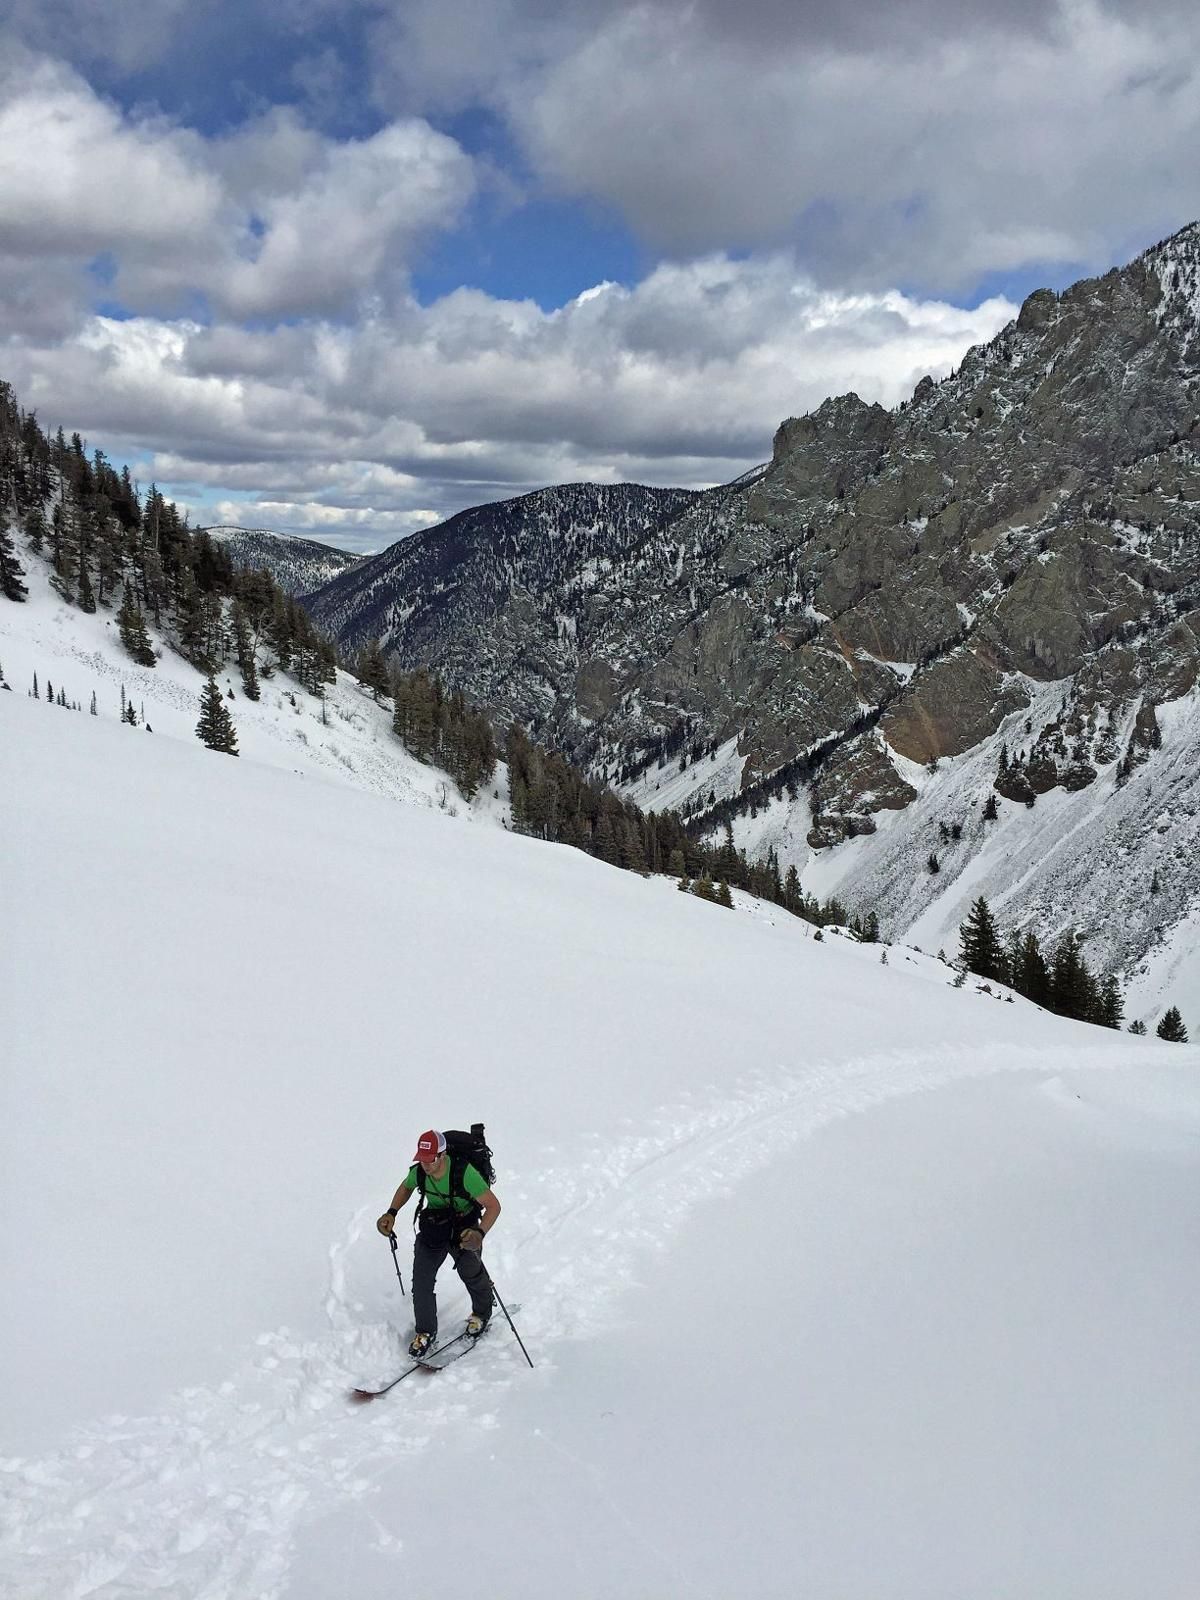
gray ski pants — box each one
[412,1221,494,1338]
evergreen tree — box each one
[240,645,260,702]
[1010,930,1051,1008]
[716,881,734,909]
[982,792,998,821]
[1156,1006,1188,1042]
[783,863,801,912]
[196,674,239,755]
[1098,974,1124,1030]
[1049,932,1098,1023]
[0,521,28,601]
[357,638,391,701]
[24,504,47,553]
[231,601,260,700]
[620,817,647,873]
[593,810,620,866]
[75,547,96,613]
[116,590,157,666]
[959,896,1004,982]
[1128,1019,1148,1035]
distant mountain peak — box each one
[301,229,1200,1003]
[200,525,362,596]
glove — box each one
[377,1210,397,1236]
[458,1227,483,1253]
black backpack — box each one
[414,1123,494,1222]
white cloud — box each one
[3,262,1015,549]
[215,119,475,319]
[0,54,476,323]
[366,0,1200,290]
[6,5,1194,550]
[504,1,1200,287]
[0,54,222,262]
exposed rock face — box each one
[808,737,917,848]
[305,223,1200,978]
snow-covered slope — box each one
[718,685,1200,1027]
[0,547,503,821]
[3,680,1198,1598]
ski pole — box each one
[389,1231,407,1297]
[488,1275,533,1368]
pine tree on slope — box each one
[196,675,239,755]
[117,591,157,666]
[959,896,1005,983]
[357,638,391,702]
[1156,1006,1188,1042]
[1050,931,1098,1023]
[0,522,28,601]
[1098,974,1124,1030]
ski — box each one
[350,1331,468,1402]
[417,1327,490,1372]
[416,1305,520,1372]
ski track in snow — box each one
[0,1040,1144,1597]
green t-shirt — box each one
[406,1159,488,1213]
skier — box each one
[377,1129,501,1359]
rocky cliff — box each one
[306,223,1200,1006]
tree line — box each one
[0,378,338,701]
[957,896,1187,1038]
[503,722,861,927]
[357,641,499,800]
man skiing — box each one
[377,1129,501,1359]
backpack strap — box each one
[411,1157,479,1229]
[412,1163,425,1230]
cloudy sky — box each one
[1,0,1198,552]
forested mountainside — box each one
[0,382,339,700]
[202,526,361,595]
[0,379,858,955]
[302,224,1200,1005]
[304,481,703,728]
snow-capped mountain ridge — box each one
[303,223,1200,1005]
[201,524,362,595]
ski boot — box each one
[465,1314,489,1339]
[408,1332,433,1359]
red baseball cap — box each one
[413,1129,447,1161]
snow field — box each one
[0,549,502,819]
[3,656,1200,1596]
